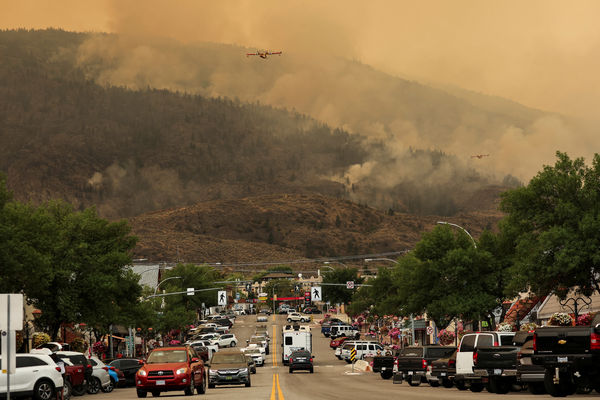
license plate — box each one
[557,356,568,363]
[440,372,446,376]
[156,380,165,385]
[408,371,413,375]
[494,369,502,375]
[381,367,387,371]
[225,376,233,380]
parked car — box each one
[303,307,322,314]
[288,350,314,373]
[207,350,251,388]
[55,351,93,396]
[187,340,219,358]
[0,353,64,400]
[108,358,143,387]
[395,346,457,386]
[190,345,210,362]
[514,331,546,394]
[373,354,396,379]
[136,346,205,397]
[532,313,600,397]
[339,341,383,362]
[321,319,345,337]
[454,331,515,392]
[249,335,269,355]
[257,315,269,323]
[87,356,113,394]
[38,349,86,398]
[329,325,360,339]
[330,336,350,349]
[429,350,457,388]
[472,343,520,393]
[278,304,292,314]
[215,333,238,348]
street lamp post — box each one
[323,261,349,269]
[153,276,184,297]
[437,221,477,249]
[364,258,399,264]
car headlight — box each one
[209,370,218,376]
[176,368,188,375]
[239,368,248,374]
[138,370,147,376]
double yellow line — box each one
[270,320,285,400]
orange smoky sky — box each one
[2,0,600,119]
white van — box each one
[282,325,312,365]
[330,325,360,339]
[340,341,384,362]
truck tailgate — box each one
[475,346,519,370]
[535,326,590,355]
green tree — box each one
[500,151,600,297]
[321,267,364,305]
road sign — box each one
[311,286,322,301]
[187,288,195,296]
[0,294,24,330]
[426,326,434,335]
[346,281,355,289]
[246,283,251,292]
[350,347,357,362]
[217,290,227,306]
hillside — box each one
[129,193,503,264]
[0,29,541,220]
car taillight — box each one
[448,359,455,368]
[421,359,427,369]
[494,341,499,346]
[310,358,313,362]
[289,357,293,364]
[533,333,537,352]
[591,332,600,350]
[110,367,116,371]
[473,352,478,366]
[87,364,92,369]
[102,367,109,371]
[56,367,62,372]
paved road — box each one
[99,314,599,399]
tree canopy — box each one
[500,151,600,297]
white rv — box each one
[281,325,312,365]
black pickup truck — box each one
[372,355,395,379]
[472,344,520,393]
[532,314,600,397]
[395,346,457,386]
[429,350,457,388]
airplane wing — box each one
[268,51,282,55]
[246,53,258,56]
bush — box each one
[70,337,87,353]
[32,332,51,348]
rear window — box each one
[460,335,476,352]
[500,334,515,346]
[401,347,422,357]
[285,337,293,345]
[426,347,456,358]
[58,354,87,366]
[477,334,494,347]
[211,353,246,364]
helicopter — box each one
[246,50,283,59]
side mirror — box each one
[191,357,199,363]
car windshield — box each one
[292,351,310,357]
[147,350,187,364]
[245,349,261,355]
[211,353,246,364]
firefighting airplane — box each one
[246,50,282,59]
[471,154,490,159]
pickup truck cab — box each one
[455,332,515,392]
[532,314,600,397]
[429,350,457,388]
[395,346,456,386]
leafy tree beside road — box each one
[500,151,600,297]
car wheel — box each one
[230,341,236,347]
[289,368,293,373]
[245,378,251,387]
[429,380,440,387]
[544,368,574,397]
[33,380,55,400]
[407,376,421,387]
[528,382,546,394]
[102,378,115,393]
[184,374,195,396]
[208,383,215,389]
[287,318,292,322]
[63,380,72,400]
[309,367,314,373]
[380,370,393,380]
[151,391,160,397]
[72,383,87,396]
[87,377,101,394]
[442,378,454,388]
[469,382,484,392]
[455,380,467,391]
[196,374,206,394]
[136,389,148,398]
[300,319,306,322]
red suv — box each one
[136,346,206,397]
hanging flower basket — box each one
[437,329,455,345]
[549,312,573,326]
[32,332,51,349]
[497,322,514,332]
[93,341,107,355]
[576,313,594,326]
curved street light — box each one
[154,276,183,296]
[364,258,399,265]
[437,221,477,249]
[323,261,349,269]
